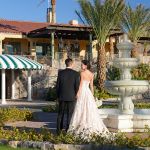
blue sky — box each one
[0,0,149,23]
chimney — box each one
[69,20,78,25]
[47,7,52,23]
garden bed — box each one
[42,102,150,113]
[0,127,149,149]
[0,107,33,125]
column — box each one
[109,36,114,59]
[1,69,6,104]
[89,33,93,60]
[0,40,3,54]
[51,32,55,66]
[29,40,36,57]
[11,70,15,99]
[27,70,32,101]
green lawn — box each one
[0,145,36,150]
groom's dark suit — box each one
[56,68,80,133]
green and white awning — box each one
[0,55,43,70]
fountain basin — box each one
[105,80,149,96]
[99,109,150,132]
[113,58,139,69]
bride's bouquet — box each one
[95,97,102,107]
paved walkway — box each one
[5,112,58,133]
[0,99,55,109]
[1,100,58,133]
[2,100,150,137]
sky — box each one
[0,0,149,23]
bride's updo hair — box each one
[81,60,91,70]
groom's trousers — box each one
[57,101,75,134]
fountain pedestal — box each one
[119,96,134,114]
[107,114,133,132]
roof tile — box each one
[0,19,90,34]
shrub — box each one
[99,103,150,109]
[134,103,150,109]
[46,86,57,101]
[106,66,120,81]
[43,102,150,113]
[42,104,58,113]
[0,127,150,148]
[0,107,33,125]
[94,87,117,99]
[131,64,150,80]
[46,80,57,101]
[106,63,150,81]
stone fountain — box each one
[102,40,150,132]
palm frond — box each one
[121,4,150,43]
[77,0,125,47]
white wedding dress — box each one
[68,80,108,137]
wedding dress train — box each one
[68,80,108,137]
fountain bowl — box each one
[105,80,149,96]
[117,41,134,51]
[113,58,139,69]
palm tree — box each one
[77,0,124,91]
[143,42,150,56]
[39,0,56,23]
[121,4,150,57]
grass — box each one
[0,144,36,150]
[43,102,150,113]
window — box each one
[36,43,51,56]
[3,42,21,55]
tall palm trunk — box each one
[97,45,106,91]
[51,0,56,23]
[143,47,148,56]
[131,42,138,58]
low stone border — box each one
[0,139,150,150]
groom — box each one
[56,58,80,134]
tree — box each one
[143,42,150,56]
[39,0,56,23]
[77,0,124,91]
[121,4,150,57]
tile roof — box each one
[0,19,90,34]
[0,19,49,34]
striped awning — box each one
[0,55,43,70]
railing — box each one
[16,53,150,70]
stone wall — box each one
[13,65,58,100]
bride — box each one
[68,60,108,137]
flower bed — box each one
[0,107,33,125]
[0,127,150,149]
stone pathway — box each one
[0,99,55,109]
[5,111,58,133]
[0,100,57,133]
